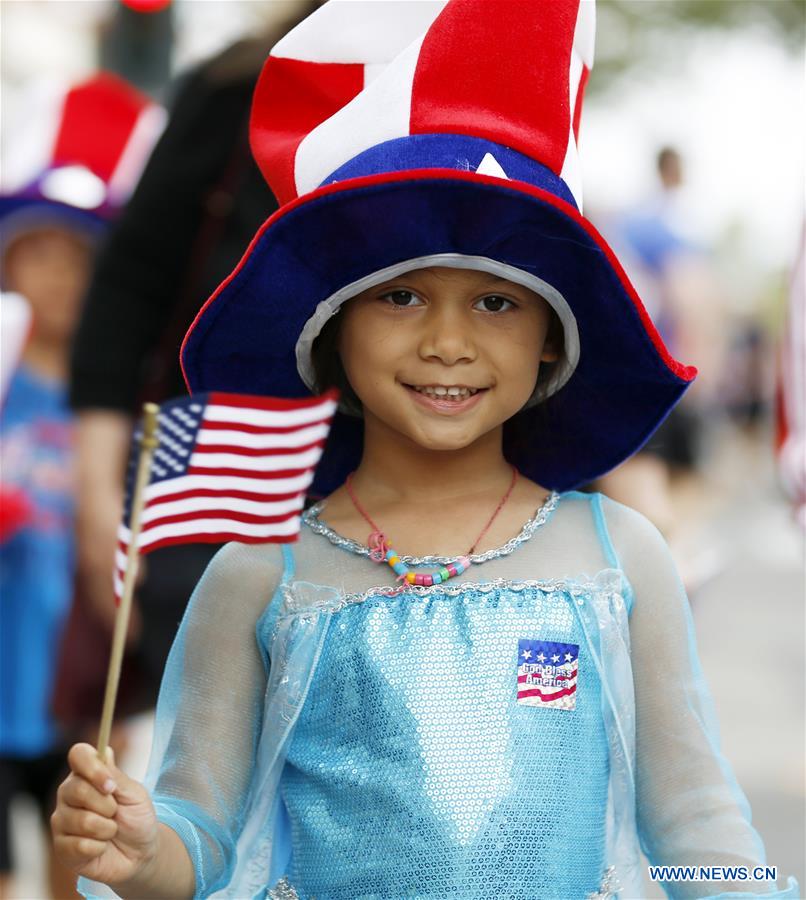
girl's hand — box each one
[51,743,159,886]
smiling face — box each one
[335,266,560,453]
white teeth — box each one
[411,385,479,400]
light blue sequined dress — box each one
[280,579,610,899]
[78,491,799,900]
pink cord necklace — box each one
[344,467,518,586]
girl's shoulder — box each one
[559,489,670,552]
[552,490,678,587]
[567,491,685,619]
[186,540,289,627]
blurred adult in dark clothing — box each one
[67,3,318,703]
[70,38,278,412]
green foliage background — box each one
[592,0,805,92]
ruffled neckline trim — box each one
[302,490,562,565]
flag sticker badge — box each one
[517,639,579,710]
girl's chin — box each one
[361,398,508,451]
[405,421,499,453]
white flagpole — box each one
[96,402,160,761]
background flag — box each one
[114,390,338,599]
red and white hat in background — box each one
[0,71,165,237]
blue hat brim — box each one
[181,170,696,493]
[0,195,107,241]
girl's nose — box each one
[417,306,477,365]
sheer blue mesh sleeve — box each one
[604,498,799,899]
[73,541,284,900]
[144,542,284,895]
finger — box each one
[53,833,107,869]
[58,773,118,818]
[102,749,148,807]
[67,743,118,795]
[52,806,118,842]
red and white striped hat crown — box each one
[252,0,594,210]
[1,72,165,217]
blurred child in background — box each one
[0,73,161,899]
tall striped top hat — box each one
[182,0,696,494]
[0,72,164,236]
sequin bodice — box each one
[280,580,610,899]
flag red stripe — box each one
[199,415,333,435]
[117,522,298,562]
[517,684,577,701]
[123,530,298,556]
[192,439,325,457]
[186,465,312,479]
[117,510,300,560]
[208,389,338,411]
[145,488,302,507]
[140,509,299,532]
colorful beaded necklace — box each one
[344,467,518,586]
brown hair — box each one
[311,307,362,414]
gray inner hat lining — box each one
[294,253,580,405]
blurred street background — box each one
[1,1,804,897]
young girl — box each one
[52,2,798,898]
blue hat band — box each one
[320,133,578,210]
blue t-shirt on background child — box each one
[0,365,74,757]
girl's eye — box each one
[380,290,423,308]
[474,295,514,313]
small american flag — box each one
[114,390,338,599]
[516,639,579,710]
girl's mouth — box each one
[403,383,488,413]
